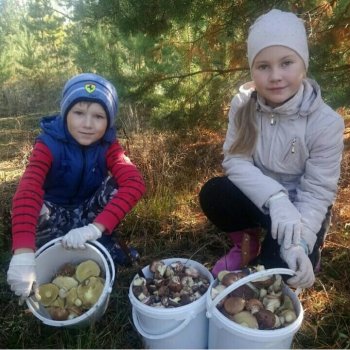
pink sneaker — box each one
[212,229,260,278]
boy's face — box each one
[66,102,108,146]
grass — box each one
[0,113,349,349]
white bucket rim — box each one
[206,268,304,336]
[26,237,115,327]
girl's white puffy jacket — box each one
[223,78,344,235]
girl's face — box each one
[251,46,306,108]
[66,102,108,146]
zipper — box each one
[270,113,276,125]
[291,137,296,154]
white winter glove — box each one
[280,245,315,288]
[300,225,317,255]
[7,253,36,297]
[62,223,102,249]
[268,193,302,249]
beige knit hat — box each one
[247,9,309,70]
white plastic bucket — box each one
[129,258,214,349]
[26,237,115,328]
[206,268,304,349]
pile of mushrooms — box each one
[132,260,210,307]
[38,260,105,320]
[211,265,297,330]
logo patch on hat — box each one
[85,83,96,93]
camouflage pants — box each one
[36,176,117,248]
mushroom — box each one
[221,272,246,287]
[65,287,83,307]
[50,296,65,308]
[211,284,226,300]
[170,261,185,273]
[181,276,194,288]
[217,270,230,282]
[232,311,259,329]
[278,294,294,312]
[38,283,59,307]
[223,297,245,315]
[46,307,69,321]
[230,285,257,300]
[279,309,297,325]
[133,275,146,287]
[268,274,282,293]
[77,276,104,308]
[67,305,83,319]
[75,260,101,282]
[263,295,281,313]
[245,298,264,314]
[168,276,182,293]
[150,260,168,279]
[56,263,76,277]
[255,309,276,329]
[52,276,78,294]
[185,267,200,278]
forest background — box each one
[0,0,349,348]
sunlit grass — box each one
[0,112,349,348]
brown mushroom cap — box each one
[230,285,257,300]
[56,263,76,277]
[46,307,70,321]
[255,309,276,329]
[245,298,264,314]
[251,275,275,289]
[221,272,245,286]
[224,297,245,315]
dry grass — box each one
[0,114,349,348]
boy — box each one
[7,73,146,298]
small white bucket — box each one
[206,268,304,349]
[26,237,115,328]
[129,258,214,349]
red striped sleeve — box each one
[94,141,146,232]
[12,142,53,251]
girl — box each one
[199,9,344,288]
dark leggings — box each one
[199,176,331,270]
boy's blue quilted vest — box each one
[36,115,115,206]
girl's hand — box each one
[280,245,315,288]
[268,194,302,249]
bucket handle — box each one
[132,308,194,340]
[206,268,295,318]
[35,237,115,291]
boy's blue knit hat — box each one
[60,73,118,127]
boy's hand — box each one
[280,245,315,288]
[268,195,301,249]
[62,223,102,249]
[7,252,36,297]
